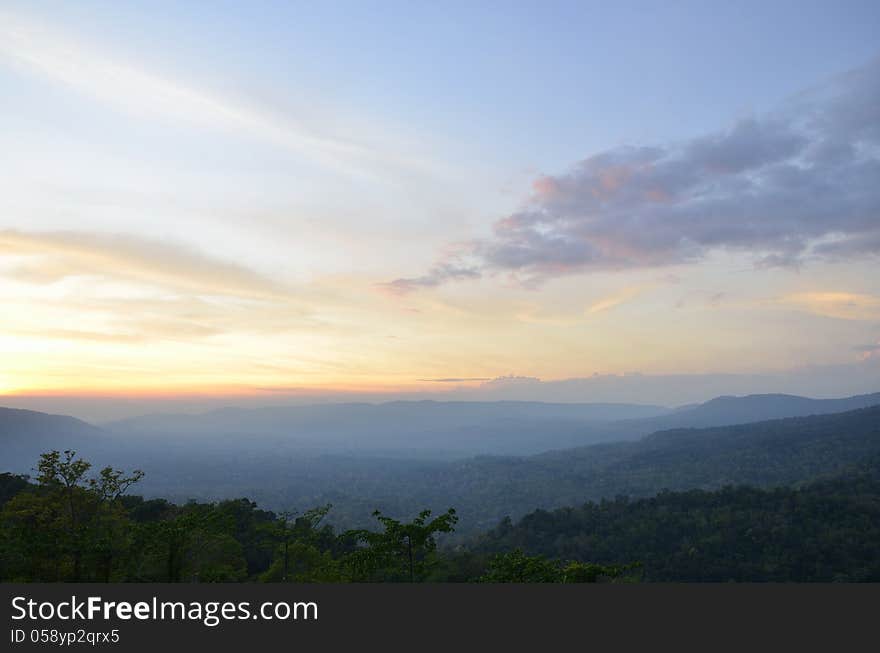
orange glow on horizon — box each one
[0,380,490,400]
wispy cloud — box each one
[0,229,287,300]
[378,263,481,295]
[417,377,492,383]
[776,291,880,321]
[0,229,336,346]
[586,286,644,315]
[389,57,880,290]
[0,11,425,179]
[6,322,222,344]
[855,341,880,360]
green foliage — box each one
[136,502,247,582]
[216,498,277,576]
[8,448,878,582]
[2,452,474,582]
[258,505,347,582]
[342,508,458,581]
[0,473,30,509]
[475,462,880,581]
[480,550,561,582]
[479,549,636,582]
[1,450,143,581]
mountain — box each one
[98,392,880,458]
[537,403,880,488]
[101,400,672,457]
[656,391,880,427]
[582,391,880,443]
[0,407,106,473]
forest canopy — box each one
[0,450,626,583]
[2,449,878,582]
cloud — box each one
[586,286,644,315]
[253,386,312,393]
[0,11,424,179]
[708,292,726,307]
[0,229,336,344]
[0,229,287,299]
[417,377,492,383]
[477,375,542,388]
[776,291,880,321]
[389,57,880,290]
[7,322,223,344]
[453,364,880,405]
[855,342,880,360]
[378,263,481,295]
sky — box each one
[1,0,879,416]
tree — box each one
[259,504,341,582]
[343,508,458,582]
[479,549,636,583]
[140,503,246,582]
[215,498,277,578]
[36,450,92,581]
[1,451,143,581]
[263,510,297,581]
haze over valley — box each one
[4,391,879,535]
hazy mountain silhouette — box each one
[587,391,880,441]
[103,393,880,450]
[104,400,670,433]
[656,392,880,427]
[101,400,672,457]
[0,407,106,473]
[4,392,880,472]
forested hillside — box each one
[474,458,880,581]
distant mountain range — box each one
[100,392,880,450]
[99,400,670,457]
[2,392,880,472]
[3,392,880,535]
